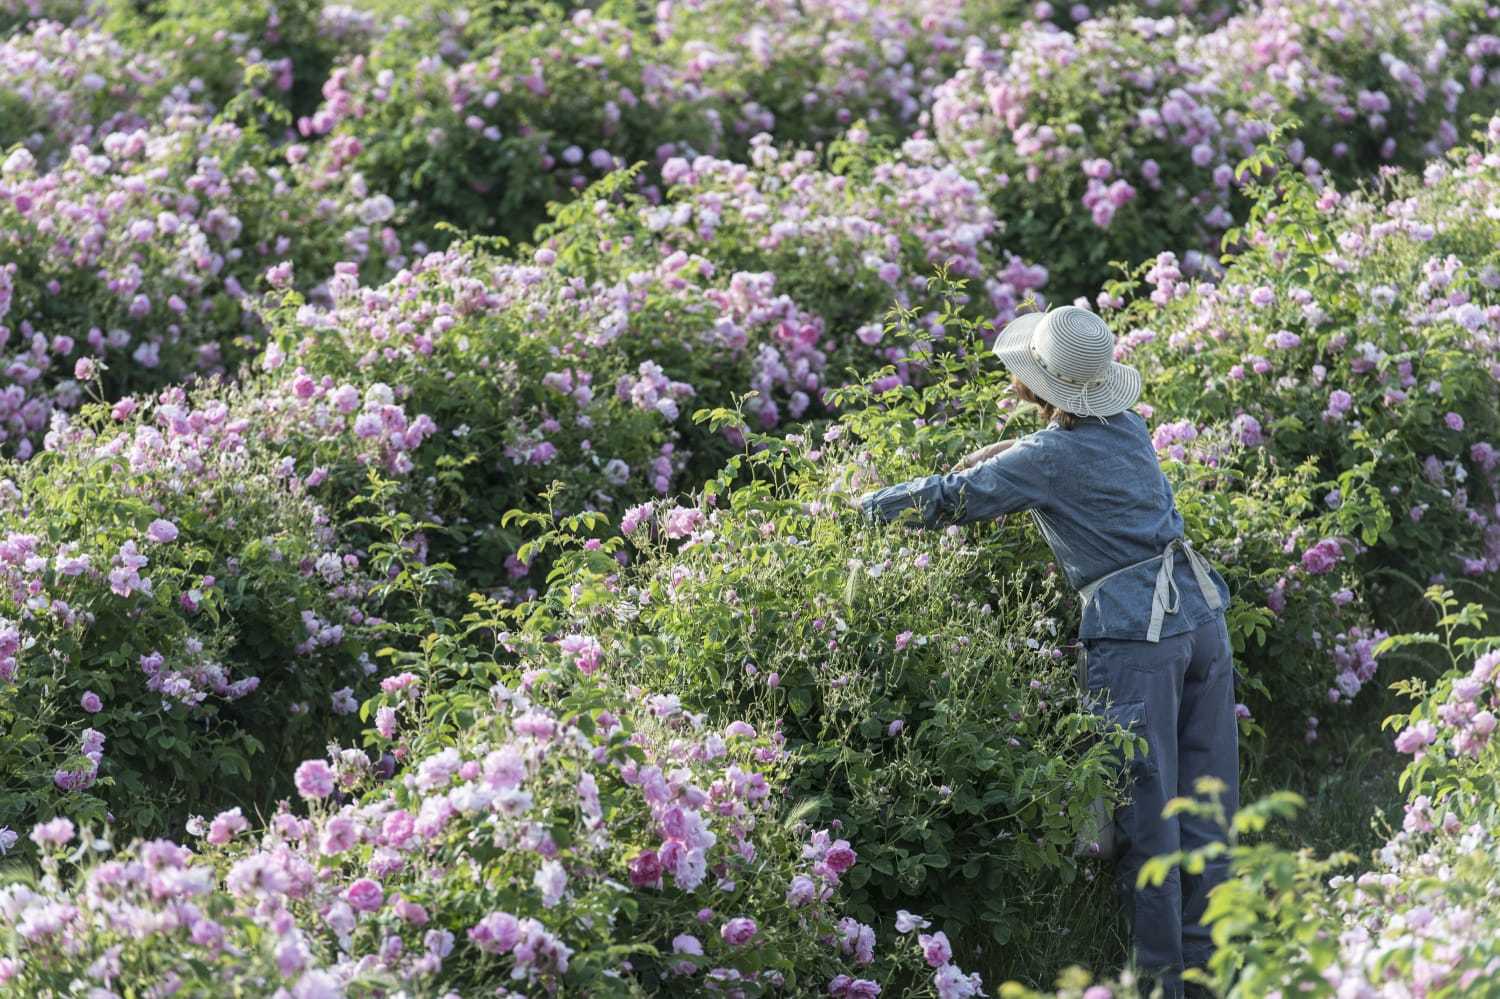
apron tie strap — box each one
[1147,542,1181,644]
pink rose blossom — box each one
[30,817,75,848]
[919,930,952,967]
[294,759,336,799]
[146,519,179,544]
[720,917,758,946]
[207,807,248,845]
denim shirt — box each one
[858,409,1230,641]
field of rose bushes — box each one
[0,0,1498,995]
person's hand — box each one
[949,439,1014,474]
[827,468,874,515]
[837,490,866,512]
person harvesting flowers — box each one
[857,305,1237,999]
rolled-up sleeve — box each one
[858,436,1052,527]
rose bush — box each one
[248,128,1041,596]
[251,241,717,599]
[293,4,735,248]
[99,0,382,122]
[929,0,1500,301]
[0,382,377,845]
[289,0,1251,249]
[0,0,95,32]
[536,127,1048,407]
[0,618,988,997]
[0,20,184,163]
[0,91,400,458]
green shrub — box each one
[492,318,1152,985]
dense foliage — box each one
[507,400,1130,973]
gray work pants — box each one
[1083,614,1239,997]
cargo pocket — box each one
[1074,700,1149,862]
[1096,698,1155,862]
[1104,698,1155,780]
[1074,638,1156,860]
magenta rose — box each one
[628,850,663,887]
[344,878,384,913]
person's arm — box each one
[949,438,1016,474]
[858,436,1051,527]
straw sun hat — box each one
[991,305,1142,419]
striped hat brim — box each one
[992,311,1142,419]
